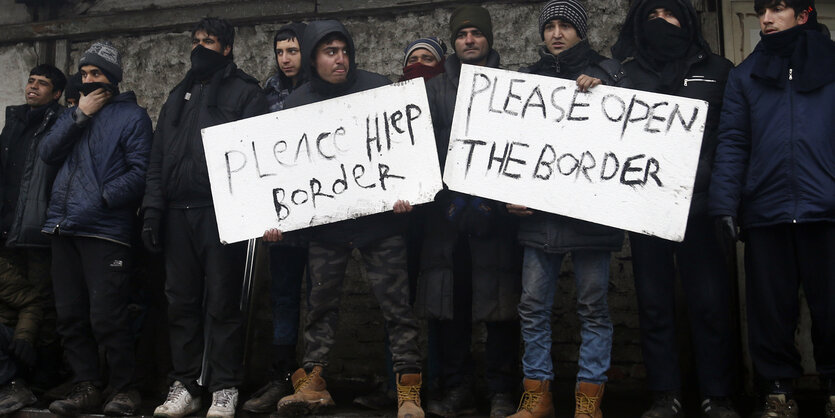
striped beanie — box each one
[539,0,588,40]
[403,37,447,67]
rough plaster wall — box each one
[0,43,39,131]
[0,0,33,26]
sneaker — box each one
[0,380,37,414]
[641,392,682,418]
[207,387,238,418]
[104,390,141,416]
[49,381,103,416]
[276,366,335,416]
[243,378,292,413]
[826,395,834,418]
[701,397,740,418]
[426,384,476,417]
[489,392,516,417]
[761,394,798,418]
[154,381,202,418]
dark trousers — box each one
[51,235,134,391]
[268,244,307,375]
[0,323,16,384]
[744,222,835,381]
[629,212,737,397]
[164,207,246,392]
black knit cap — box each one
[78,41,123,83]
[539,0,589,40]
[449,5,493,48]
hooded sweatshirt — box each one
[282,20,401,247]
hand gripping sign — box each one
[202,78,443,244]
[442,65,708,242]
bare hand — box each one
[393,200,413,213]
[576,75,602,92]
[78,88,111,116]
[263,228,284,242]
[506,203,533,217]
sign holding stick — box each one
[443,65,708,242]
[202,78,443,244]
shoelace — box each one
[213,390,234,408]
[165,384,187,403]
[396,381,421,406]
[517,389,543,412]
[294,369,320,393]
[575,391,599,415]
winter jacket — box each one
[514,41,627,253]
[41,92,153,246]
[283,20,404,248]
[708,31,835,228]
[265,22,307,112]
[142,62,268,212]
[613,0,733,217]
[414,49,522,322]
[0,102,61,247]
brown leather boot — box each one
[574,382,604,418]
[396,373,424,418]
[508,379,554,418]
[276,366,335,416]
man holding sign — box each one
[505,2,629,417]
[267,20,424,418]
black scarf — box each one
[310,67,358,98]
[641,18,695,92]
[79,82,120,96]
[753,24,835,92]
[169,46,232,126]
[529,39,601,79]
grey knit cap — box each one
[78,41,123,83]
[539,0,588,40]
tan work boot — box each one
[396,373,424,418]
[574,382,604,418]
[276,366,335,416]
[508,379,554,418]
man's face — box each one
[192,30,231,56]
[543,19,581,56]
[25,74,60,107]
[406,48,439,67]
[314,38,350,84]
[759,1,809,34]
[80,65,110,84]
[275,38,302,78]
[647,7,681,27]
[454,27,489,65]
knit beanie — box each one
[78,41,123,83]
[449,5,493,48]
[539,0,588,40]
[403,37,447,67]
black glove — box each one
[9,338,36,369]
[142,208,163,254]
[714,215,739,258]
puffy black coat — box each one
[708,33,835,227]
[142,62,267,212]
[1,102,61,247]
[283,20,403,247]
[41,92,153,246]
[515,41,627,253]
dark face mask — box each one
[642,18,691,62]
[190,45,229,79]
[79,82,119,96]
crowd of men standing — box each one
[0,0,832,418]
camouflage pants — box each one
[304,235,421,373]
[0,247,57,345]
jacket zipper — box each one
[683,78,717,87]
[788,68,797,223]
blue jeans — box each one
[518,246,613,383]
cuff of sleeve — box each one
[73,106,91,126]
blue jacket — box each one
[708,39,835,228]
[40,92,153,246]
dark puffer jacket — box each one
[612,0,733,216]
[41,92,153,246]
[142,62,267,212]
[283,20,403,247]
[515,40,627,253]
[1,102,61,247]
[708,30,835,227]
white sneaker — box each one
[207,387,238,418]
[154,381,201,418]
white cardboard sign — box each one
[202,78,443,244]
[442,65,708,242]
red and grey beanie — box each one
[539,0,588,40]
